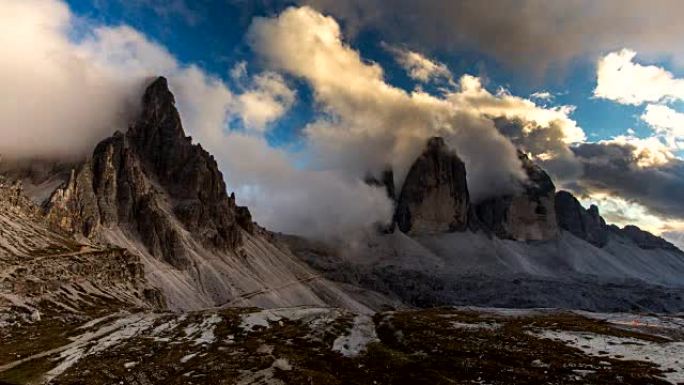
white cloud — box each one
[530,91,554,101]
[233,71,296,131]
[595,49,684,105]
[0,0,142,159]
[603,135,675,168]
[451,76,585,144]
[641,104,684,150]
[247,6,587,200]
[383,44,453,84]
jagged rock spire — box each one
[395,137,469,234]
[46,76,253,268]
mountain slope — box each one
[0,176,161,320]
[290,137,684,312]
[37,77,378,313]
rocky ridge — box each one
[33,77,378,313]
[383,136,676,251]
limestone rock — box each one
[475,152,559,241]
[610,224,680,251]
[45,77,254,268]
[395,137,469,234]
[554,190,608,247]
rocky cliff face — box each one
[555,190,680,251]
[395,137,469,234]
[475,152,559,241]
[38,77,376,312]
[555,190,609,247]
[45,77,252,268]
[610,224,680,251]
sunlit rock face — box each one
[395,137,470,234]
[475,152,559,241]
[555,190,609,247]
[45,77,253,268]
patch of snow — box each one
[182,313,222,346]
[180,353,198,364]
[533,329,684,384]
[239,307,337,332]
[332,315,378,357]
[272,358,292,371]
[44,313,158,382]
[450,321,500,331]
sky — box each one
[4,0,684,244]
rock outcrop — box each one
[46,77,252,268]
[475,152,559,241]
[610,224,680,251]
[555,190,680,251]
[395,137,469,234]
[37,76,376,312]
[555,190,609,247]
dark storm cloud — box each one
[572,141,684,219]
[302,0,684,76]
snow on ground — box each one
[449,321,501,331]
[183,312,222,345]
[533,329,684,384]
[45,313,159,382]
[574,311,684,332]
[239,307,339,332]
[332,315,378,357]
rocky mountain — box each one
[555,190,609,247]
[291,136,684,313]
[3,77,381,313]
[2,78,684,384]
[474,151,559,241]
[394,137,469,234]
[0,176,162,319]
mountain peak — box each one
[47,76,251,268]
[395,137,469,234]
[426,136,447,150]
[144,76,174,105]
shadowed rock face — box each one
[555,190,609,247]
[46,77,253,268]
[475,152,559,241]
[555,190,680,251]
[610,224,680,251]
[395,137,469,234]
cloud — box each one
[232,70,296,131]
[382,43,453,84]
[301,0,684,76]
[530,91,554,102]
[641,104,684,150]
[211,132,394,239]
[571,138,684,219]
[0,0,141,159]
[247,6,591,200]
[595,49,684,105]
[579,192,684,236]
